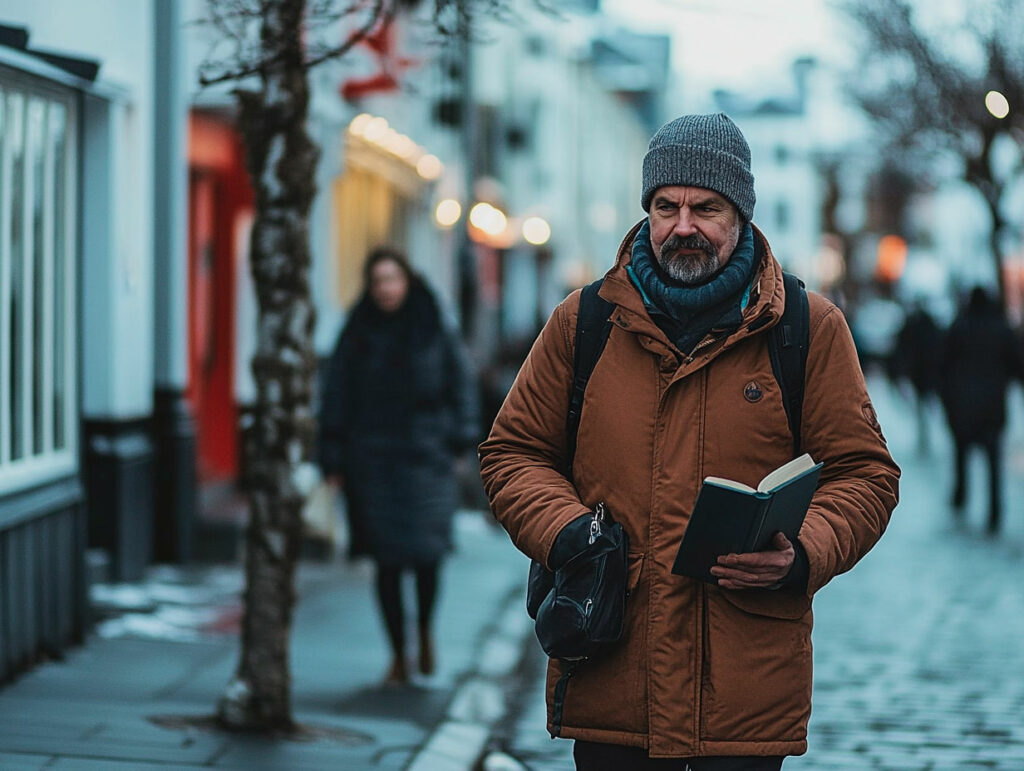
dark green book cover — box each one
[671,455,823,583]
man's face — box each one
[648,186,743,285]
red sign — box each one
[340,19,418,101]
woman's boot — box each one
[418,625,435,676]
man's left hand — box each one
[710,532,794,589]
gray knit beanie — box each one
[641,113,755,221]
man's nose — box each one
[672,209,698,236]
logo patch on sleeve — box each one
[862,401,886,443]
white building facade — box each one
[0,0,181,682]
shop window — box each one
[776,200,790,231]
[0,77,77,490]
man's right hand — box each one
[548,512,596,569]
[326,474,344,490]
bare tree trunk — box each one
[217,0,319,732]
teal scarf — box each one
[627,220,756,354]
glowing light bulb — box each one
[348,113,373,135]
[416,154,443,180]
[522,216,551,245]
[985,90,1010,119]
[435,199,462,228]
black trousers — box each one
[573,741,784,771]
[375,562,439,657]
[951,433,1003,532]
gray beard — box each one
[658,236,721,285]
[661,253,721,284]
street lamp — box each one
[985,90,1010,119]
[435,198,462,228]
[522,216,551,246]
[416,154,443,180]
[468,202,507,237]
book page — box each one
[703,476,756,494]
[757,453,817,493]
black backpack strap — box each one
[565,279,615,476]
[768,272,810,457]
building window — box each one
[776,200,790,231]
[0,75,77,491]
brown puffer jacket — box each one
[479,222,900,758]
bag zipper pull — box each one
[589,502,606,544]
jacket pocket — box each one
[701,590,812,742]
[719,586,811,620]
[545,549,649,735]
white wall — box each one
[1,0,157,419]
[476,9,650,314]
[738,113,822,281]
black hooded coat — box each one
[319,282,480,565]
[939,289,1023,443]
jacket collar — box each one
[599,218,787,359]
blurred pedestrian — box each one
[939,286,1023,534]
[850,288,904,376]
[890,299,942,455]
[319,246,480,684]
[480,113,899,770]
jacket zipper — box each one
[694,369,709,748]
[684,336,717,364]
[683,301,775,365]
[696,582,707,745]
[584,503,606,637]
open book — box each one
[671,454,823,584]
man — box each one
[939,286,1023,534]
[890,298,942,455]
[479,113,900,770]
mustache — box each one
[660,233,717,260]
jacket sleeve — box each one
[798,299,901,595]
[478,293,592,567]
[318,329,351,476]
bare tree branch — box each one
[196,0,269,87]
[301,0,389,70]
[199,60,268,86]
[303,0,365,30]
[840,0,1024,302]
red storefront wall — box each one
[187,112,253,481]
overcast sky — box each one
[600,0,849,110]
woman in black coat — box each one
[939,286,1024,534]
[319,246,480,683]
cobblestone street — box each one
[499,375,1024,770]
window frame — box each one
[0,69,78,494]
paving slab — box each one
[0,752,51,770]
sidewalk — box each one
[0,511,535,770]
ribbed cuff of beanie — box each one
[641,144,755,221]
